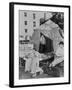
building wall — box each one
[19,10,52,40]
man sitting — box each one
[49,41,64,67]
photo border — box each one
[9,2,70,88]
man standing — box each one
[39,33,54,54]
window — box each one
[33,13,36,19]
[24,12,27,17]
[25,29,27,33]
[24,21,27,25]
[40,18,45,25]
[33,21,36,27]
[34,29,36,31]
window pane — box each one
[33,21,36,27]
[24,12,27,17]
[25,29,27,33]
[33,13,36,19]
[24,21,27,25]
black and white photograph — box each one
[19,10,64,79]
[9,2,70,87]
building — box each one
[19,10,52,40]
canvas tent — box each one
[31,20,63,52]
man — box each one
[25,49,43,78]
[49,41,64,67]
[39,33,54,54]
[30,50,43,77]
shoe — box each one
[40,70,43,75]
[32,73,37,78]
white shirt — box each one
[56,46,64,57]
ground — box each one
[19,62,64,79]
[19,67,49,79]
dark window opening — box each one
[24,21,27,25]
[33,21,36,27]
[34,29,36,31]
[25,29,27,33]
[24,12,27,17]
[33,13,36,19]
